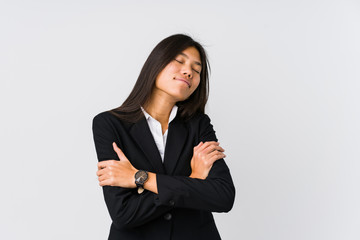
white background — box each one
[1,0,359,239]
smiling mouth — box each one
[175,78,191,88]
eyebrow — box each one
[179,53,202,67]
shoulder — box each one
[93,109,135,123]
[92,111,116,127]
[92,111,115,135]
[181,112,217,141]
[92,110,133,132]
[185,112,213,127]
[93,110,114,123]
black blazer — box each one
[92,110,235,240]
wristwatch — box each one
[134,170,148,194]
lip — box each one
[175,78,191,88]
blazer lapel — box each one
[129,117,165,174]
[163,116,188,175]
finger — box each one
[197,141,218,152]
[196,150,218,167]
[208,152,226,165]
[209,145,225,153]
[201,143,223,154]
[194,141,203,151]
[98,174,108,182]
[112,142,127,161]
[98,161,109,169]
[215,145,225,152]
[207,149,220,159]
[99,179,111,187]
[98,160,118,170]
[96,168,106,176]
[208,150,225,159]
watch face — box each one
[135,170,148,184]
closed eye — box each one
[175,59,200,74]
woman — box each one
[92,34,235,240]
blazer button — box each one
[164,213,172,221]
[169,200,175,206]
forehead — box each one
[178,47,202,66]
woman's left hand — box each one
[96,142,138,188]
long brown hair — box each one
[110,34,210,122]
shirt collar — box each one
[141,105,178,123]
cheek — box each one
[155,77,168,91]
[164,62,179,73]
[156,64,178,83]
[155,70,170,87]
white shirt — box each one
[140,105,178,162]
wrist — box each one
[189,172,205,179]
[143,172,158,194]
[131,168,138,188]
[134,169,148,193]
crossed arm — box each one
[96,141,226,194]
[92,113,235,228]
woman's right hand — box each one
[189,141,226,180]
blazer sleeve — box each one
[155,114,236,212]
[92,113,173,229]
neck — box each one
[144,91,176,124]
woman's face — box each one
[153,46,202,102]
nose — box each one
[181,65,192,79]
